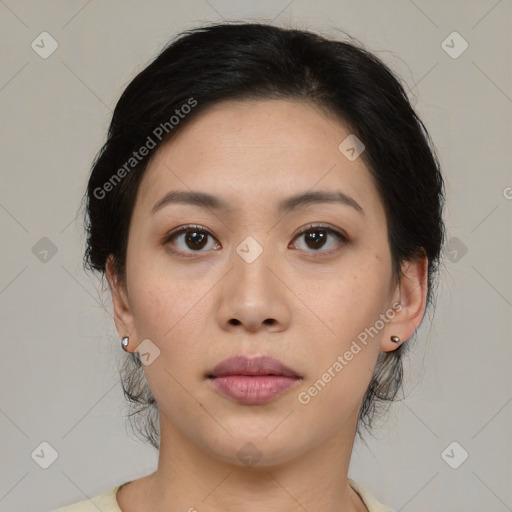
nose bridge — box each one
[229,207,274,272]
[233,233,278,300]
[216,232,291,332]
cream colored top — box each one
[54,478,396,511]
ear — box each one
[106,254,136,352]
[381,252,429,353]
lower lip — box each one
[209,375,301,405]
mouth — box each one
[207,355,302,405]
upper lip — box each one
[208,355,302,379]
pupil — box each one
[187,231,207,250]
[307,230,326,249]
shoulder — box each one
[348,478,397,512]
[53,483,128,512]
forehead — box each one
[136,99,383,220]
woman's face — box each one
[109,99,408,466]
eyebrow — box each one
[151,189,364,216]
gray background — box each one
[1,1,511,511]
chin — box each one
[201,429,308,469]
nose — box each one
[215,242,292,334]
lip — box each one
[208,355,301,379]
[207,355,302,405]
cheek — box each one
[303,254,392,341]
[295,254,392,402]
[126,266,208,404]
[126,251,188,342]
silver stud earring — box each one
[121,336,130,351]
[390,335,401,343]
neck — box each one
[134,410,367,512]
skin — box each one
[107,99,428,512]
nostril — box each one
[229,319,241,325]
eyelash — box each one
[162,223,350,257]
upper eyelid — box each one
[295,223,348,239]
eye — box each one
[163,225,220,254]
[163,223,349,257]
[290,224,349,253]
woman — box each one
[56,21,445,512]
